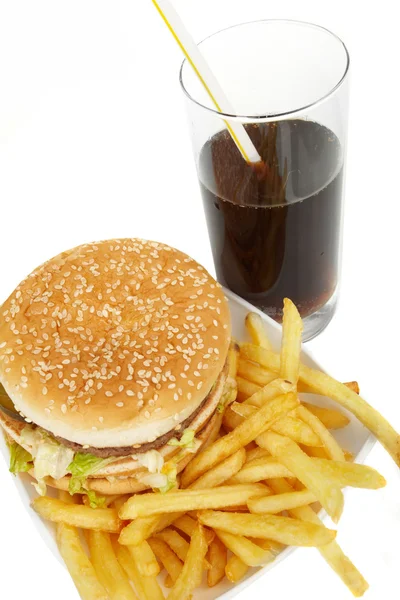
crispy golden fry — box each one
[229,456,293,483]
[116,544,165,600]
[167,524,208,600]
[225,555,249,583]
[215,529,276,567]
[250,538,285,555]
[312,458,386,489]
[112,495,132,512]
[280,298,303,384]
[32,497,122,532]
[120,485,268,518]
[125,540,160,577]
[56,523,108,600]
[207,537,227,587]
[248,489,316,514]
[245,447,270,463]
[269,478,368,597]
[199,510,336,547]
[236,376,262,401]
[301,402,350,429]
[257,431,344,522]
[241,343,400,467]
[299,381,360,395]
[156,528,190,562]
[172,514,215,546]
[88,530,138,600]
[119,512,181,546]
[245,312,274,350]
[189,448,246,490]
[229,403,321,446]
[228,341,240,380]
[180,384,298,488]
[237,358,277,387]
[303,445,329,459]
[296,405,345,461]
[148,538,183,584]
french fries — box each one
[248,489,316,514]
[245,312,274,350]
[241,342,400,467]
[148,538,183,584]
[269,478,368,597]
[215,529,276,567]
[257,431,344,522]
[207,537,227,587]
[125,539,160,577]
[280,298,303,384]
[237,358,277,388]
[156,528,190,562]
[296,404,345,461]
[32,497,122,532]
[87,530,137,600]
[189,448,246,489]
[301,402,350,429]
[166,524,208,600]
[180,384,298,488]
[236,376,262,401]
[56,523,108,600]
[172,514,215,545]
[199,510,336,547]
[229,403,321,446]
[120,484,269,518]
[225,555,249,583]
[116,544,165,600]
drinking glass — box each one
[180,20,350,341]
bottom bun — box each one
[30,410,221,495]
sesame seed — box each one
[116,402,124,407]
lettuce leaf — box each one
[159,463,177,494]
[8,442,33,475]
[68,452,115,496]
[168,429,195,449]
[85,489,107,509]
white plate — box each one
[0,287,375,599]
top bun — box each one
[0,239,231,447]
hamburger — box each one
[0,239,233,504]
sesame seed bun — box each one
[0,239,231,448]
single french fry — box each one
[172,514,215,546]
[199,510,336,547]
[296,404,345,461]
[269,478,368,597]
[237,376,262,401]
[112,495,132,513]
[250,538,285,555]
[245,447,270,463]
[215,529,276,567]
[230,403,321,446]
[228,341,240,380]
[303,445,329,459]
[32,497,122,532]
[280,298,303,384]
[257,431,344,523]
[167,524,208,600]
[119,512,182,546]
[125,540,160,577]
[299,381,360,395]
[148,538,183,584]
[301,402,350,430]
[56,523,108,600]
[117,544,164,600]
[156,528,190,562]
[207,537,227,587]
[87,530,138,600]
[311,458,386,489]
[248,489,316,514]
[120,485,268,519]
[245,312,274,350]
[241,343,400,467]
[188,448,246,490]
[180,383,298,488]
[229,456,293,484]
[237,358,277,387]
[225,555,249,583]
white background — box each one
[0,1,399,599]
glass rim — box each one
[179,18,350,121]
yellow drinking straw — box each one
[152,0,262,165]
